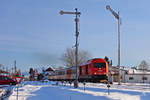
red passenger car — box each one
[0,75,17,85]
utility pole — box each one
[60,8,81,88]
[6,67,8,73]
[75,8,79,88]
[106,5,121,85]
[14,60,17,75]
[118,11,121,85]
[0,64,2,75]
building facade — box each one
[125,69,150,83]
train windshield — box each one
[94,63,106,68]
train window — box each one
[63,71,65,75]
[58,71,62,75]
[94,63,106,68]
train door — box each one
[88,64,91,75]
[86,65,88,75]
[79,66,82,76]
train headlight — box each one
[94,72,96,75]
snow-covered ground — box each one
[6,81,150,100]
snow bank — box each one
[7,85,42,100]
[70,88,140,100]
[7,81,150,100]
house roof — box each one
[0,70,8,74]
[45,67,54,72]
[128,69,150,74]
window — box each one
[67,70,71,74]
[142,77,147,80]
[94,63,106,68]
[72,70,76,74]
[129,77,134,80]
[62,71,65,75]
[58,71,62,75]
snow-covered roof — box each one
[128,69,150,74]
[111,66,127,71]
[80,58,105,66]
[45,67,54,72]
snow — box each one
[6,81,150,100]
[128,69,150,74]
[69,88,140,100]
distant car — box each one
[0,75,17,85]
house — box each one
[44,67,54,80]
[109,66,128,83]
[125,68,150,83]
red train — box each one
[49,58,108,82]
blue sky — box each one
[0,0,150,71]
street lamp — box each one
[106,5,121,85]
[60,8,81,88]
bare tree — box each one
[138,60,149,71]
[29,68,34,81]
[61,48,91,67]
[138,60,149,83]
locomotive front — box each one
[91,58,108,82]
